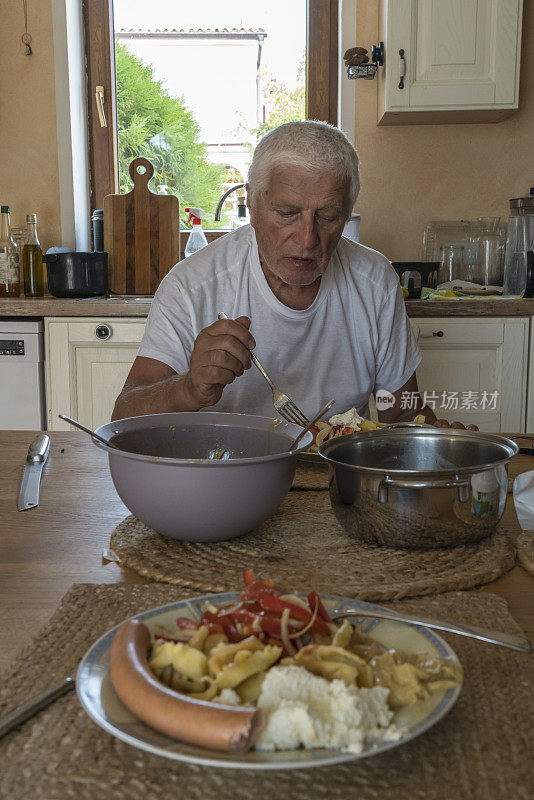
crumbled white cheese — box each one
[211,688,242,706]
[328,407,364,430]
[254,666,400,753]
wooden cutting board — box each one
[104,157,180,294]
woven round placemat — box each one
[1,584,532,800]
[517,531,534,576]
[292,460,329,490]
[110,491,516,601]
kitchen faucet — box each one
[214,183,246,221]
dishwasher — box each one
[0,319,46,429]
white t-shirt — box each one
[138,225,421,419]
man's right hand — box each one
[185,316,256,409]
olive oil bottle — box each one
[23,213,44,297]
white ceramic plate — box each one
[76,592,462,770]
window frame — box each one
[83,0,339,215]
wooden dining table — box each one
[1,429,533,674]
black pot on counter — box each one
[45,252,108,298]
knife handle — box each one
[0,677,74,739]
[27,434,50,463]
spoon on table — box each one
[58,414,120,450]
[289,399,335,451]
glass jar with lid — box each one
[503,191,534,297]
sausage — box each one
[109,619,264,752]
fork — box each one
[333,608,533,653]
[218,313,309,426]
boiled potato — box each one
[149,640,208,680]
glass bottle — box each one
[0,206,21,296]
[23,213,44,297]
[10,227,27,296]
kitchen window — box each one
[83,0,341,229]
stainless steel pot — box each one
[319,428,518,549]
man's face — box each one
[248,165,351,287]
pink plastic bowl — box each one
[94,412,313,543]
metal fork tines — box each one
[249,351,309,426]
[218,313,309,426]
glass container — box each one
[473,217,503,285]
[438,244,465,284]
[10,227,27,296]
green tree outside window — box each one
[115,42,227,227]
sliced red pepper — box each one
[261,595,331,636]
[199,609,228,634]
[218,616,242,643]
[238,579,280,603]
[242,568,255,585]
[206,622,225,635]
[254,612,284,636]
[175,616,200,630]
[228,608,260,625]
[307,591,333,624]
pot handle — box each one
[377,474,471,504]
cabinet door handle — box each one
[419,330,444,339]
[95,324,112,341]
[95,85,107,128]
[398,49,406,89]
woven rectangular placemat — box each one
[0,584,532,800]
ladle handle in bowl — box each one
[58,414,119,450]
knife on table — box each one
[17,434,50,511]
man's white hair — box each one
[247,120,359,210]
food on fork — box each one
[109,571,462,753]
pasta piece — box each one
[203,633,228,655]
[208,636,265,676]
[331,620,352,649]
[215,646,282,690]
[235,671,267,704]
[189,625,210,651]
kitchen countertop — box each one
[0,296,153,317]
[1,296,534,318]
[1,429,533,671]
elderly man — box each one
[113,120,470,429]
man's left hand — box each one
[434,419,479,430]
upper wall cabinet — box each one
[377,0,523,125]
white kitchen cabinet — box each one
[378,0,523,124]
[45,317,146,431]
[410,317,529,432]
[527,320,534,435]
